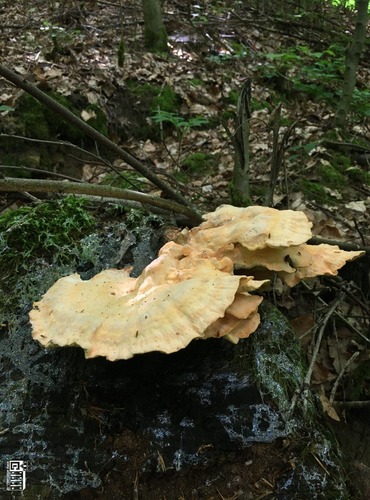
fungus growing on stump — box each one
[180,205,364,286]
[30,242,267,360]
[30,206,364,361]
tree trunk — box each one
[142,0,169,53]
[335,0,369,127]
[230,80,252,207]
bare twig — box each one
[308,236,370,254]
[334,400,370,408]
[288,296,342,418]
[300,280,370,344]
[326,277,370,316]
[0,177,203,224]
[311,453,330,476]
[0,64,200,218]
[133,470,139,500]
[322,140,370,153]
[306,298,342,384]
[0,165,84,183]
[329,351,360,405]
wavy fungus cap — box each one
[30,242,267,360]
[30,206,365,361]
[186,205,313,251]
[181,205,364,286]
[279,243,365,286]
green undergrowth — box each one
[126,80,181,115]
[16,92,107,141]
[181,152,218,175]
[296,152,364,203]
[151,110,210,137]
[0,197,95,311]
[101,170,148,191]
[84,103,108,136]
[318,162,347,188]
[347,166,370,184]
[263,44,370,120]
[299,180,333,204]
[122,80,182,139]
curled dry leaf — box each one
[320,394,340,422]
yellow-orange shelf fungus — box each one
[30,245,267,360]
[30,206,365,360]
[279,243,365,286]
[184,205,313,252]
[222,244,313,274]
[204,295,263,342]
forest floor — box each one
[0,0,370,498]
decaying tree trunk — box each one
[335,0,369,127]
[142,0,169,53]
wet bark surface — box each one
[0,221,348,498]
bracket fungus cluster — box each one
[30,205,364,360]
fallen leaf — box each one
[320,394,340,421]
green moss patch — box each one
[299,180,331,204]
[346,166,370,185]
[126,81,181,115]
[16,92,108,141]
[181,152,218,175]
[317,163,347,189]
[84,103,108,136]
[0,197,95,311]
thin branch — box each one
[0,133,137,185]
[287,296,342,419]
[326,277,370,316]
[0,65,200,218]
[305,297,342,386]
[330,351,360,405]
[308,236,370,254]
[0,165,84,183]
[300,280,370,344]
[334,400,370,408]
[0,133,115,172]
[65,194,174,214]
[0,178,203,224]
